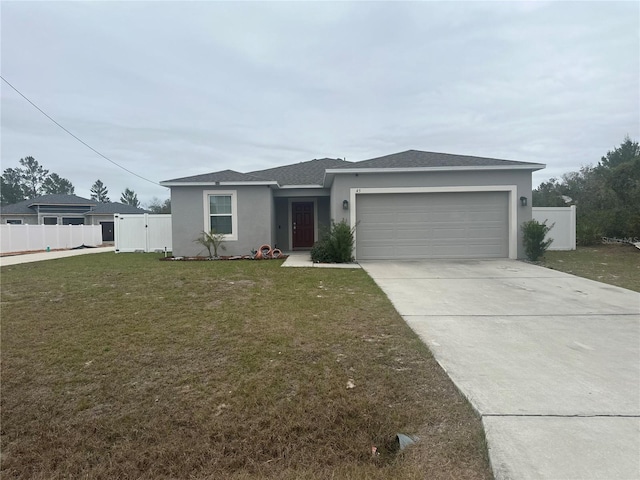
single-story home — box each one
[161,149,545,260]
[0,194,148,241]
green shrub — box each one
[521,219,554,261]
[310,220,356,263]
[310,240,333,263]
[576,222,602,246]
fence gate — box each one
[114,214,172,253]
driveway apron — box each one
[360,259,640,480]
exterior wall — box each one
[86,214,115,226]
[1,213,86,225]
[2,213,118,226]
[1,215,37,225]
[171,185,273,256]
[274,198,289,250]
[317,196,330,232]
[330,170,534,259]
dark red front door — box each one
[292,202,314,248]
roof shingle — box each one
[331,150,541,169]
[160,150,543,188]
[162,169,270,184]
[247,158,350,186]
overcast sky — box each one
[1,1,638,205]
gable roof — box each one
[330,149,544,169]
[247,158,350,186]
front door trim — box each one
[288,198,318,249]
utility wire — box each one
[1,75,162,187]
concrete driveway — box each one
[0,246,114,267]
[360,259,640,480]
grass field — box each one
[1,254,491,479]
[541,243,640,292]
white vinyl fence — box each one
[0,224,103,254]
[114,214,172,253]
[532,206,576,250]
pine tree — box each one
[90,180,110,202]
[120,188,140,207]
[42,173,75,195]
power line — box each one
[1,75,161,187]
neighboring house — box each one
[0,194,148,242]
[161,150,545,260]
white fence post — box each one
[569,205,576,250]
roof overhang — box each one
[27,202,96,208]
[278,184,324,189]
[160,181,278,187]
[323,164,546,187]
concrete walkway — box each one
[360,259,640,480]
[281,251,361,268]
[0,246,115,266]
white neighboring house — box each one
[0,194,148,242]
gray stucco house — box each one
[161,150,545,260]
[0,194,148,241]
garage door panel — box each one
[356,192,509,260]
[430,227,466,238]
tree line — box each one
[0,156,170,213]
[533,136,639,244]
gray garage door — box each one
[356,191,509,260]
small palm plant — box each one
[194,230,226,259]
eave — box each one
[323,164,546,187]
[160,181,279,187]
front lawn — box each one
[541,244,640,292]
[1,254,491,479]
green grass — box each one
[1,254,492,479]
[541,244,640,292]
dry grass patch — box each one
[541,243,640,292]
[1,253,491,479]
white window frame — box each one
[202,190,238,241]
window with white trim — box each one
[6,219,22,224]
[204,190,237,240]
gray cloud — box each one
[1,1,638,203]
